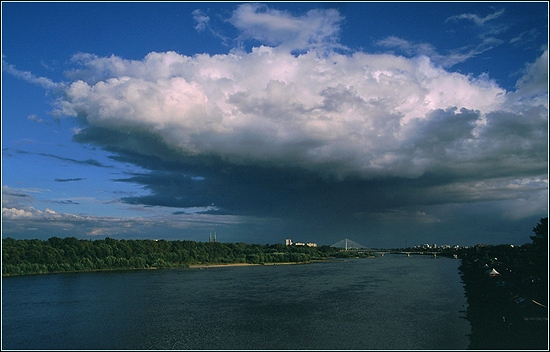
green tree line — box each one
[2,237,373,276]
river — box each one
[2,254,470,350]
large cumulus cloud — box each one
[48,44,547,232]
[53,47,542,182]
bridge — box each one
[331,238,369,251]
[331,239,441,257]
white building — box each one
[285,238,317,247]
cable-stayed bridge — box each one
[331,238,369,251]
[330,239,444,258]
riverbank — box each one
[2,260,322,277]
[189,263,260,269]
[459,248,548,350]
[188,261,317,269]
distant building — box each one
[285,239,317,247]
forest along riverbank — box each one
[2,237,372,277]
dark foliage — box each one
[2,237,373,276]
[457,217,548,350]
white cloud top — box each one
[54,46,546,180]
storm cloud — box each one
[3,3,547,247]
[50,43,546,245]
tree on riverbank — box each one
[530,217,548,251]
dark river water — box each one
[2,255,470,350]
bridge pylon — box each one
[331,238,368,251]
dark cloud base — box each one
[70,125,546,247]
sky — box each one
[1,2,548,248]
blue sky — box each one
[2,2,548,248]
